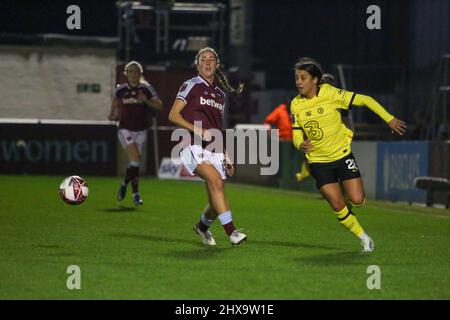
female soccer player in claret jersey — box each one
[168,47,247,246]
[290,57,407,252]
[109,61,163,205]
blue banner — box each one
[376,142,428,203]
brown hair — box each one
[215,68,244,94]
[195,47,244,94]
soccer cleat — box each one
[132,193,143,205]
[361,237,375,253]
[296,163,311,182]
[295,170,310,182]
[117,183,127,201]
[229,230,247,245]
[193,224,216,246]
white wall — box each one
[0,45,116,120]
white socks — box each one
[218,211,232,225]
[201,213,215,227]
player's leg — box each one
[179,146,217,245]
[194,162,246,245]
[319,182,346,212]
[338,152,365,207]
[117,129,141,202]
[195,162,228,211]
[125,143,143,204]
[193,201,218,246]
[338,154,373,252]
[310,161,372,252]
[319,183,369,244]
[341,178,373,251]
[128,131,146,205]
[342,177,366,209]
[210,153,247,245]
[194,185,230,222]
[202,184,230,220]
[296,161,311,182]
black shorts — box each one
[309,153,361,189]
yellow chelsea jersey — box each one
[291,84,355,163]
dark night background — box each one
[1,0,449,125]
[2,0,448,78]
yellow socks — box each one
[335,206,364,238]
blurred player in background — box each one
[263,99,293,141]
[291,57,407,252]
[108,61,163,205]
[168,47,247,246]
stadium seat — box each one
[413,176,450,208]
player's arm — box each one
[137,91,163,111]
[168,98,192,131]
[168,98,208,140]
[291,111,313,153]
[148,97,163,111]
[108,97,120,121]
[292,126,304,149]
[352,94,407,136]
[294,128,313,153]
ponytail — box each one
[139,76,149,85]
[215,68,244,94]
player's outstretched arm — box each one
[387,117,407,136]
[352,94,407,136]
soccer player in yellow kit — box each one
[295,73,353,182]
[291,58,407,252]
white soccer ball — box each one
[59,176,89,205]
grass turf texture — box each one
[0,175,449,299]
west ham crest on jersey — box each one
[179,83,188,93]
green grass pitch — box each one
[0,175,449,299]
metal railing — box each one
[117,1,226,62]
